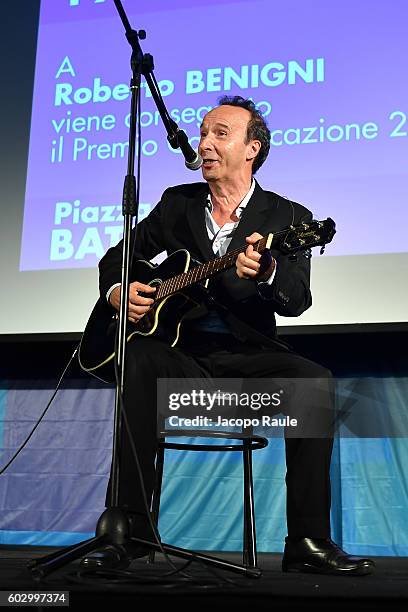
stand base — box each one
[28,536,261,580]
[27,508,262,580]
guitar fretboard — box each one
[155,234,270,300]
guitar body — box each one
[78,250,201,383]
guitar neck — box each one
[156,234,272,300]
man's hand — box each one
[236,232,276,281]
[109,282,157,323]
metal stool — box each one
[148,429,268,568]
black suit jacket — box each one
[98,181,313,345]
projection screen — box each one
[1,0,407,335]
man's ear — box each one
[247,140,261,161]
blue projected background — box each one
[21,0,408,270]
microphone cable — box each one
[0,344,79,475]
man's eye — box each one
[218,131,227,136]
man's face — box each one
[198,105,259,183]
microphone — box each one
[168,127,203,171]
[184,149,203,171]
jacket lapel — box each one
[227,181,278,253]
[186,184,214,262]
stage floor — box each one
[1,546,407,609]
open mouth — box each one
[203,159,218,167]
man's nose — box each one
[199,134,214,152]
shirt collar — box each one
[206,179,256,219]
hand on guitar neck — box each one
[109,282,157,324]
[236,232,276,282]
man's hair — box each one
[218,95,271,174]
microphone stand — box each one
[28,0,260,581]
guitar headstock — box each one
[278,218,336,255]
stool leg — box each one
[242,438,257,567]
[147,440,165,564]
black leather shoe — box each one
[282,538,375,576]
[79,541,151,570]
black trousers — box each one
[108,332,334,540]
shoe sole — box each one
[282,562,374,576]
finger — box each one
[129,314,145,323]
[240,266,259,278]
[241,257,261,271]
[236,265,259,279]
[245,246,261,261]
[128,309,141,322]
[238,252,260,265]
[130,294,155,306]
[134,282,156,293]
[245,232,263,244]
[129,283,156,303]
[129,303,152,315]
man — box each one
[82,96,374,575]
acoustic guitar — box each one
[78,218,335,382]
